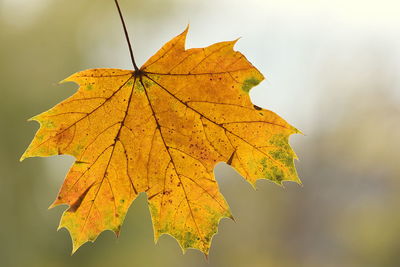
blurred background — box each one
[1,0,399,266]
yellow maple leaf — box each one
[21,8,300,255]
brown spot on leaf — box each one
[67,183,94,213]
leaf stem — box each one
[114,0,139,72]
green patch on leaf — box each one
[43,121,56,129]
[270,150,293,168]
[242,77,261,93]
[143,78,155,88]
[135,80,145,92]
[183,231,196,248]
[126,80,133,86]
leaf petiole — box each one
[114,0,140,72]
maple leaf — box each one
[21,22,300,255]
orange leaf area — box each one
[21,27,300,255]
